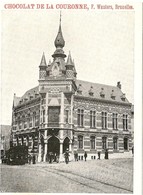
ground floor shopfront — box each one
[13,128,133,163]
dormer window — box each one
[35,93,39,98]
[77,84,82,95]
[100,88,105,98]
[89,86,94,96]
[30,95,33,100]
[111,90,116,100]
[121,94,126,101]
[28,93,33,100]
[24,97,28,102]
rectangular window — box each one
[112,113,118,129]
[65,110,69,123]
[77,109,84,127]
[123,114,128,130]
[124,138,128,150]
[102,112,107,129]
[33,112,36,127]
[27,115,30,128]
[43,110,45,123]
[48,106,60,127]
[90,111,96,128]
[102,137,107,149]
[29,116,32,127]
[113,137,118,150]
[78,135,83,149]
[35,115,39,126]
[90,136,95,149]
[24,120,27,129]
[19,121,22,130]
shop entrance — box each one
[48,136,60,155]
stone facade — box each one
[11,16,133,162]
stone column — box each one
[38,143,42,162]
[71,94,74,128]
[59,141,64,162]
[45,93,49,128]
[69,142,72,152]
[69,141,74,161]
[43,130,48,162]
[43,142,48,162]
[60,92,64,128]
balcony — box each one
[47,123,59,128]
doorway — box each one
[63,137,70,153]
[48,136,60,155]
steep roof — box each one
[76,80,130,104]
[13,86,39,107]
[13,79,130,107]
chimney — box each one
[117,81,121,89]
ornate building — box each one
[11,16,133,162]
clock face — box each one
[52,64,59,76]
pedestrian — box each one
[105,149,109,159]
[97,151,101,160]
[32,155,36,164]
[54,153,57,162]
[132,146,134,156]
[74,151,78,161]
[28,155,32,164]
[84,151,87,161]
[76,152,78,161]
[64,149,69,164]
[74,152,76,161]
[49,152,53,163]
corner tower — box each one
[38,13,77,162]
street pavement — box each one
[0,158,133,193]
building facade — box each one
[11,17,133,162]
[0,125,11,157]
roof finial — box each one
[60,11,62,25]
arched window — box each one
[113,137,118,150]
[102,136,107,149]
[90,136,95,149]
[78,135,83,149]
[124,137,128,150]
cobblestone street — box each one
[0,158,133,193]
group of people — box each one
[74,150,109,161]
[48,152,59,163]
[28,154,36,164]
[74,151,88,161]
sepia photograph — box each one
[0,1,142,194]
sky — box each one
[1,8,134,125]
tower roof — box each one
[54,13,65,48]
[39,52,47,67]
[66,51,73,66]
